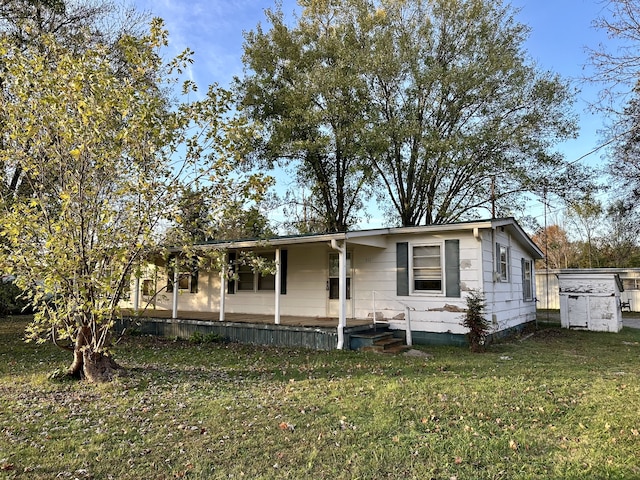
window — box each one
[257,252,276,291]
[166,255,199,294]
[522,259,534,301]
[412,244,442,293]
[178,273,191,291]
[496,243,510,282]
[397,240,460,297]
[142,279,154,296]
[167,271,198,293]
[237,263,255,291]
[236,252,276,292]
[328,252,351,299]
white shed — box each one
[557,273,623,332]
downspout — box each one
[330,238,347,350]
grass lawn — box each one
[1,315,639,479]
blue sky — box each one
[132,0,615,228]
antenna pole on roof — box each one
[491,175,496,219]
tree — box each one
[0,0,149,200]
[237,0,375,232]
[589,1,640,204]
[365,0,579,225]
[238,0,579,229]
[565,193,604,268]
[0,20,264,382]
[599,199,640,267]
[531,224,579,269]
[589,0,640,107]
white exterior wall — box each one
[277,244,329,317]
[352,232,483,335]
[130,223,538,337]
[135,267,220,316]
[137,244,333,318]
[480,227,538,333]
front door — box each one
[327,251,352,317]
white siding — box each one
[481,227,537,333]
[353,232,484,335]
[128,222,538,337]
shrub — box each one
[0,278,29,316]
[462,289,490,352]
[189,331,223,344]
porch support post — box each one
[331,239,347,350]
[274,247,281,325]
[219,260,226,322]
[172,264,179,320]
[133,276,140,313]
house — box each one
[128,217,543,349]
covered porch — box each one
[130,231,390,350]
[121,308,373,328]
[118,309,382,351]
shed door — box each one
[567,295,589,329]
[327,252,352,318]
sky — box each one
[132,0,617,229]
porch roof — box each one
[186,217,543,259]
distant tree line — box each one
[532,199,640,269]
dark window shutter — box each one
[397,242,409,296]
[227,252,236,294]
[167,254,175,293]
[190,270,199,294]
[521,258,526,300]
[280,249,288,295]
[445,240,460,297]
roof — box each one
[189,217,544,260]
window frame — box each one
[177,272,192,291]
[235,251,276,293]
[142,279,154,296]
[328,251,352,300]
[522,258,534,301]
[410,242,444,295]
[496,243,510,282]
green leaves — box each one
[0,19,268,379]
[239,0,580,228]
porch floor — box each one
[122,309,374,328]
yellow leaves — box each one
[69,147,82,160]
[69,79,82,92]
[374,7,387,21]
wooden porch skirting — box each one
[116,312,376,350]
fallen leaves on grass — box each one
[279,421,295,432]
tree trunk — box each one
[67,325,119,382]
